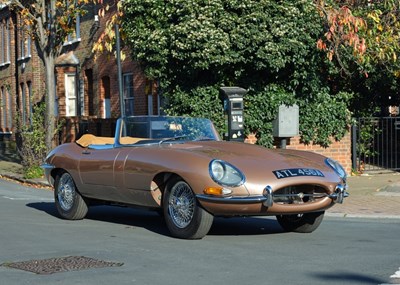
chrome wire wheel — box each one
[168,181,195,229]
[57,173,76,211]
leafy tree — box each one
[316,0,400,116]
[121,0,352,147]
[316,0,400,76]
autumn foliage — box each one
[316,0,400,76]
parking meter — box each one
[220,87,247,142]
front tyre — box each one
[54,171,88,220]
[163,178,213,239]
[276,211,325,233]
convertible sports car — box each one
[42,116,348,239]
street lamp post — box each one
[115,24,125,118]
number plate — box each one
[273,168,324,179]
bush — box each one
[123,0,352,147]
[17,103,47,179]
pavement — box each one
[1,153,400,219]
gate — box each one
[352,117,400,172]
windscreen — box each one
[122,116,221,141]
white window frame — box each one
[1,87,5,129]
[65,73,77,117]
[65,13,81,45]
[19,33,31,60]
[28,82,33,125]
[20,83,26,124]
[0,18,11,66]
[123,73,134,116]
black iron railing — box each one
[352,117,400,172]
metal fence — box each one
[352,117,400,172]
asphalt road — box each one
[0,179,399,285]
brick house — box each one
[0,4,352,173]
[0,6,45,138]
[0,3,159,144]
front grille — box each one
[273,185,327,204]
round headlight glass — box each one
[209,159,245,187]
[211,160,225,181]
[325,158,347,180]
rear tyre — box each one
[54,171,88,220]
[276,211,325,233]
[163,177,213,239]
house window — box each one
[1,18,11,65]
[65,73,77,116]
[1,87,5,129]
[19,29,31,60]
[66,12,81,44]
[7,87,12,129]
[20,83,26,124]
[1,87,12,130]
[102,76,111,119]
[28,82,33,125]
[123,73,134,116]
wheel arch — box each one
[151,172,183,206]
[49,168,66,186]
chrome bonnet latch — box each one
[329,184,349,204]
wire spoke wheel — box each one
[168,181,195,228]
[163,177,214,239]
[57,173,76,211]
[54,171,88,220]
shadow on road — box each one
[26,202,285,237]
[311,272,386,284]
[26,201,58,217]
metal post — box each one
[351,123,357,172]
[280,138,287,149]
[115,24,125,117]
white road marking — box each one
[0,195,52,202]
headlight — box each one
[209,159,245,187]
[325,158,347,181]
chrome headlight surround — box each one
[209,159,246,187]
[325,158,347,181]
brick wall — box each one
[246,132,352,175]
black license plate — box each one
[273,168,324,179]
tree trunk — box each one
[43,55,56,151]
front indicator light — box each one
[204,187,232,196]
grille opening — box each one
[273,185,327,204]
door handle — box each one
[82,150,91,155]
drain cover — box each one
[1,256,123,274]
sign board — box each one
[272,104,299,137]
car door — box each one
[78,147,122,201]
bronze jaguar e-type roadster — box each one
[42,116,348,239]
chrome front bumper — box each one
[196,184,349,207]
[40,163,55,186]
